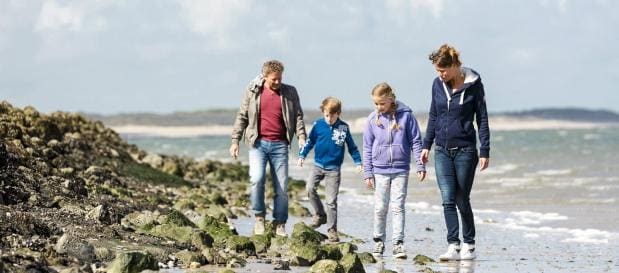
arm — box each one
[299,123,317,159]
[345,125,362,171]
[407,113,426,173]
[421,83,437,164]
[230,89,252,158]
[362,117,375,180]
[292,87,307,147]
[475,81,490,170]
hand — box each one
[417,171,426,182]
[355,165,363,173]
[298,139,306,149]
[421,149,430,164]
[479,157,489,171]
[365,178,374,189]
[297,158,304,167]
[229,143,239,160]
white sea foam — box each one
[483,163,518,175]
[524,233,540,238]
[535,169,573,176]
[583,133,600,140]
[483,177,536,187]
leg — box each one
[269,141,290,224]
[435,147,460,244]
[248,141,268,217]
[324,169,341,231]
[306,166,326,219]
[390,172,409,244]
[454,147,479,244]
[373,174,391,243]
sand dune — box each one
[111,117,615,137]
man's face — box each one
[264,71,283,90]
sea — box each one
[122,127,619,272]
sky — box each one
[1,0,618,114]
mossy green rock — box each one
[107,251,158,273]
[250,234,271,253]
[357,252,377,264]
[218,269,235,273]
[322,243,343,260]
[379,270,398,273]
[336,242,357,255]
[288,201,311,217]
[164,209,196,227]
[289,241,326,266]
[199,214,235,243]
[309,259,344,273]
[148,224,212,249]
[175,250,204,266]
[225,235,256,256]
[413,254,435,265]
[290,222,324,245]
[340,253,365,273]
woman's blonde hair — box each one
[429,44,462,68]
[371,82,399,131]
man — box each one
[230,60,306,236]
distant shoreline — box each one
[112,117,617,137]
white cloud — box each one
[36,1,84,32]
[178,0,254,48]
[387,0,445,18]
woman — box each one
[420,44,490,261]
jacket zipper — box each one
[388,114,393,165]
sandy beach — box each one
[111,117,615,137]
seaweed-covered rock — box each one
[309,259,344,273]
[340,253,365,273]
[413,254,435,265]
[225,235,256,256]
[107,251,158,273]
[357,252,377,264]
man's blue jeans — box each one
[435,145,479,245]
[248,139,289,223]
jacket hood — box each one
[248,74,264,93]
[461,67,480,89]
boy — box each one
[298,96,362,242]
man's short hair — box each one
[262,60,285,75]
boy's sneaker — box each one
[275,223,287,237]
[372,239,385,257]
[253,217,265,235]
[439,243,461,261]
[327,228,339,243]
[393,241,407,259]
[310,215,327,228]
[460,243,476,260]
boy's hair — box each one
[320,96,342,114]
[429,44,462,68]
[262,60,285,75]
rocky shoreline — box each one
[0,101,438,273]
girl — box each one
[363,82,426,259]
[421,44,490,261]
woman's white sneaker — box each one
[460,243,476,260]
[439,243,461,261]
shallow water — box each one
[126,128,619,272]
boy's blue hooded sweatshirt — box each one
[422,67,490,157]
[299,118,361,170]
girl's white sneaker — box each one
[439,243,461,261]
[460,243,476,260]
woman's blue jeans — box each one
[248,139,289,223]
[434,145,479,244]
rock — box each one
[218,269,236,273]
[107,251,158,273]
[199,215,236,243]
[288,201,311,217]
[141,154,163,169]
[175,250,204,267]
[322,244,343,260]
[309,259,344,273]
[290,222,325,245]
[225,235,256,256]
[164,209,196,227]
[273,259,290,270]
[379,270,398,273]
[340,253,365,273]
[357,252,377,264]
[413,254,435,265]
[60,167,74,175]
[250,234,271,254]
[148,224,212,249]
[289,240,326,266]
[120,210,160,231]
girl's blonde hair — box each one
[371,82,399,131]
[429,44,462,68]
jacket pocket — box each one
[390,144,410,165]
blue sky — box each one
[1,0,617,114]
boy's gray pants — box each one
[306,165,341,231]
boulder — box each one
[107,251,158,273]
[309,259,344,273]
